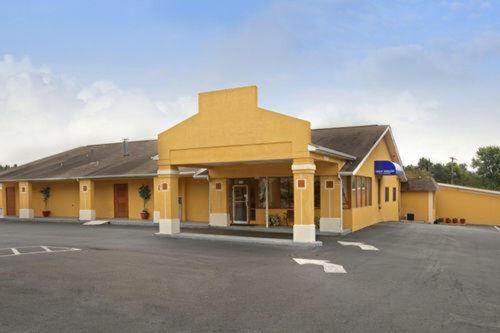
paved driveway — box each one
[0,220,499,332]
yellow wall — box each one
[157,86,311,167]
[343,137,401,231]
[0,182,19,217]
[18,181,33,210]
[401,191,432,222]
[94,178,155,219]
[436,185,500,225]
[184,178,209,222]
[32,181,79,217]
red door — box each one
[113,184,129,218]
[6,187,16,216]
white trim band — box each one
[79,209,96,221]
[319,217,342,233]
[291,164,316,171]
[293,224,316,243]
[209,213,230,227]
[157,169,180,175]
[153,211,160,223]
[158,218,180,234]
[438,183,500,196]
[19,208,34,219]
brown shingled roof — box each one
[1,124,399,181]
[311,125,389,172]
[401,177,438,192]
[0,140,158,181]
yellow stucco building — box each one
[0,85,428,243]
[402,179,500,225]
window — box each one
[349,176,372,208]
[392,187,397,202]
[366,178,372,206]
[342,176,351,209]
[280,177,293,208]
[385,187,389,202]
[256,176,320,209]
[215,182,222,190]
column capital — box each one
[158,165,179,176]
[292,158,316,173]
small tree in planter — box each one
[138,184,151,219]
[269,214,281,227]
[40,187,51,217]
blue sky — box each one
[1,0,499,165]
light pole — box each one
[449,156,456,184]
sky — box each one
[0,0,499,167]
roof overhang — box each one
[438,183,500,196]
[308,144,356,161]
[339,126,407,181]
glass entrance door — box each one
[232,185,248,224]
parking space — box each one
[0,245,81,257]
[0,220,499,332]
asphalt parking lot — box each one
[0,220,499,332]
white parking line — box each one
[338,241,379,251]
[0,246,81,258]
[293,258,347,274]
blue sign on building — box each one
[374,160,404,177]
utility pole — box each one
[449,156,456,184]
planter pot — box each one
[452,218,458,224]
[445,218,451,224]
[460,218,466,224]
[42,210,51,217]
[140,211,150,220]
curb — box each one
[155,232,323,247]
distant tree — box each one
[471,146,500,190]
[405,145,499,191]
[417,158,433,173]
[0,164,17,171]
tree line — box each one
[0,164,17,171]
[405,145,500,191]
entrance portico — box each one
[154,86,353,243]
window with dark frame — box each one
[385,186,389,202]
[256,176,321,209]
[392,187,397,202]
[348,176,373,208]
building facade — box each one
[0,86,407,243]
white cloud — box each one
[0,55,196,165]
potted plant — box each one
[138,184,151,220]
[269,214,281,227]
[40,186,51,217]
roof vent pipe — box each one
[122,138,129,157]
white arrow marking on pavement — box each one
[293,258,347,274]
[338,241,379,251]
